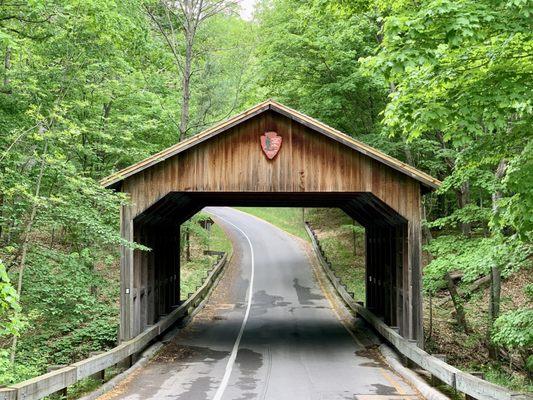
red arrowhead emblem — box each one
[261,131,282,160]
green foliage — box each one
[253,0,387,141]
[180,215,232,297]
[0,350,41,386]
[492,307,533,378]
[181,213,212,251]
[496,141,533,241]
[0,261,22,336]
[367,1,532,385]
[424,235,531,294]
[492,308,533,350]
[367,0,532,144]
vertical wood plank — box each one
[119,205,134,341]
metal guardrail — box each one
[304,222,531,400]
[0,253,228,400]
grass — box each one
[479,364,533,393]
[208,221,233,256]
[235,207,309,240]
[180,215,232,298]
[305,208,366,303]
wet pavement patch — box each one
[293,278,324,305]
[252,290,291,315]
[234,348,263,398]
[236,348,263,373]
[177,375,215,400]
[371,383,397,395]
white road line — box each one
[210,212,255,400]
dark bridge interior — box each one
[131,192,410,343]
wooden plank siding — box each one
[120,112,423,221]
[111,108,431,346]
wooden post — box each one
[88,352,105,382]
[388,226,396,326]
[147,231,155,325]
[120,205,134,342]
[46,365,67,397]
[140,230,148,333]
[465,372,485,400]
[395,226,403,335]
[133,226,142,337]
[365,227,373,312]
[175,230,181,304]
[408,219,423,347]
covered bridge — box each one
[101,99,441,346]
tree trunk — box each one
[421,200,433,245]
[185,227,191,262]
[458,181,471,236]
[10,139,48,364]
[428,292,433,341]
[488,266,501,359]
[352,219,357,257]
[179,35,193,139]
[487,159,507,360]
[445,272,468,332]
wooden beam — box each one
[120,205,134,341]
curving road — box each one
[100,207,420,400]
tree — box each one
[144,0,246,139]
[366,0,532,361]
[253,0,387,143]
[0,261,22,337]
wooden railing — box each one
[304,223,531,400]
[0,253,228,400]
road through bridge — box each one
[98,207,419,400]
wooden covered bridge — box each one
[101,99,440,346]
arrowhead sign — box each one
[260,131,282,160]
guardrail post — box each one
[46,365,68,398]
[430,354,447,387]
[116,354,134,369]
[464,372,484,400]
[0,388,16,400]
[88,352,106,382]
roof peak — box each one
[101,100,441,190]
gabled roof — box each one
[100,99,441,190]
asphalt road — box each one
[101,207,420,400]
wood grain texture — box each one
[120,111,425,223]
[102,100,440,191]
